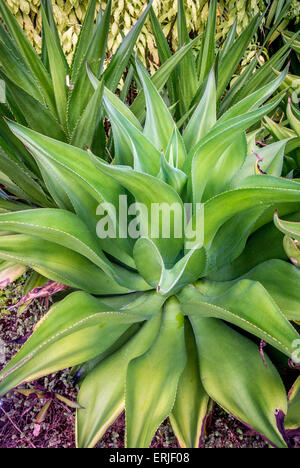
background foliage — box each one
[5,0,300,68]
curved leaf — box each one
[125,297,186,448]
[76,313,161,448]
[191,317,287,448]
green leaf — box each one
[190,98,283,204]
[232,140,288,187]
[126,297,186,448]
[41,5,69,129]
[0,234,130,295]
[136,62,174,152]
[76,313,161,448]
[169,320,210,448]
[0,40,43,103]
[0,149,52,207]
[217,14,261,101]
[93,158,184,265]
[130,39,199,123]
[218,68,288,124]
[71,79,104,150]
[104,1,153,92]
[6,120,135,267]
[197,0,217,84]
[177,0,198,111]
[197,259,300,322]
[180,279,299,357]
[285,377,300,430]
[133,237,206,295]
[203,176,300,247]
[0,209,148,292]
[41,0,68,71]
[0,291,144,396]
[287,98,300,137]
[71,0,97,80]
[2,80,66,141]
[208,212,300,281]
[103,88,161,172]
[275,209,300,237]
[0,0,56,116]
[263,115,296,141]
[159,152,188,195]
[183,68,216,151]
[191,317,288,448]
[0,262,26,289]
[68,0,111,131]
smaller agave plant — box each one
[0,59,300,448]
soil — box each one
[0,277,270,448]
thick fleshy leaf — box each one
[282,30,300,54]
[263,115,297,141]
[169,320,210,448]
[0,149,52,207]
[68,0,111,131]
[208,212,300,281]
[287,98,300,137]
[0,40,43,104]
[0,209,148,292]
[0,0,56,116]
[6,120,135,267]
[179,279,299,357]
[285,377,300,430]
[93,158,184,265]
[103,89,161,172]
[70,0,97,79]
[203,176,300,247]
[103,1,152,92]
[148,5,176,106]
[197,0,216,84]
[0,292,145,396]
[2,81,65,141]
[130,39,199,122]
[41,5,69,129]
[165,126,187,170]
[0,234,130,295]
[177,0,198,111]
[197,259,300,322]
[76,313,161,448]
[137,63,174,152]
[232,140,288,187]
[183,68,216,151]
[159,152,187,195]
[133,237,206,295]
[125,297,186,448]
[191,317,287,448]
[0,261,26,289]
[189,98,283,204]
[41,0,68,71]
[218,67,288,124]
[70,79,104,150]
[230,34,296,104]
[274,211,300,243]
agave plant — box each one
[0,56,300,448]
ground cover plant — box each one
[0,0,299,449]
